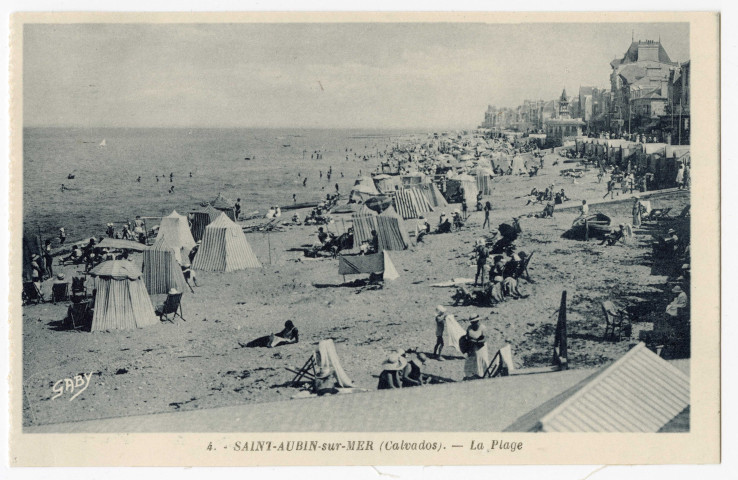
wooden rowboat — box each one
[570,213,611,239]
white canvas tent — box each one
[155,210,196,256]
[192,212,261,272]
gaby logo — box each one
[51,372,94,401]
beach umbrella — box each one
[364,195,394,214]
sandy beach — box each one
[21,156,689,428]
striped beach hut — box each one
[189,204,221,242]
[376,206,410,250]
[392,187,434,220]
[142,236,188,295]
[88,260,158,332]
[156,210,196,256]
[351,210,378,247]
[415,182,448,209]
[192,213,261,272]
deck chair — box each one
[67,300,92,330]
[518,251,535,282]
[51,282,70,304]
[71,276,87,300]
[156,292,184,323]
[602,300,629,341]
[22,282,43,305]
[286,355,317,387]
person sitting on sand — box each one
[266,206,276,219]
[291,212,301,225]
[534,202,554,218]
[377,353,406,389]
[317,227,328,245]
[400,352,429,387]
[452,210,464,231]
[241,320,299,348]
[600,224,626,246]
[313,367,339,396]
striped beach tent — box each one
[211,193,237,221]
[88,260,158,332]
[142,236,188,295]
[474,165,495,196]
[392,187,434,220]
[156,210,196,256]
[376,206,410,251]
[190,204,221,242]
[415,182,448,209]
[192,212,261,272]
[351,211,378,247]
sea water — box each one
[22,127,422,244]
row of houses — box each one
[480,38,690,146]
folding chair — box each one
[71,276,87,301]
[155,292,185,323]
[51,282,70,304]
[22,282,43,305]
[67,300,91,330]
[602,300,629,341]
[286,355,317,387]
[518,251,535,282]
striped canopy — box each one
[142,236,188,295]
[89,261,158,332]
[351,206,409,251]
[192,213,261,272]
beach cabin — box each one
[88,260,159,332]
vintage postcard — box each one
[8,11,720,467]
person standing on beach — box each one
[335,183,339,194]
[234,198,242,220]
[169,172,174,182]
[433,305,450,360]
[44,240,54,279]
[473,239,489,286]
[482,201,491,229]
[303,178,308,187]
[59,227,66,245]
[463,318,489,380]
[293,193,297,203]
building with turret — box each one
[545,89,584,146]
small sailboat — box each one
[99,139,107,147]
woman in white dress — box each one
[463,318,490,380]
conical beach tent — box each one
[349,176,381,203]
[392,187,434,220]
[351,211,378,247]
[190,204,221,242]
[474,165,495,195]
[211,193,237,221]
[192,212,261,271]
[415,182,448,209]
[142,236,188,295]
[376,206,410,250]
[156,210,196,256]
[88,260,158,332]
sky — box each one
[23,22,689,129]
